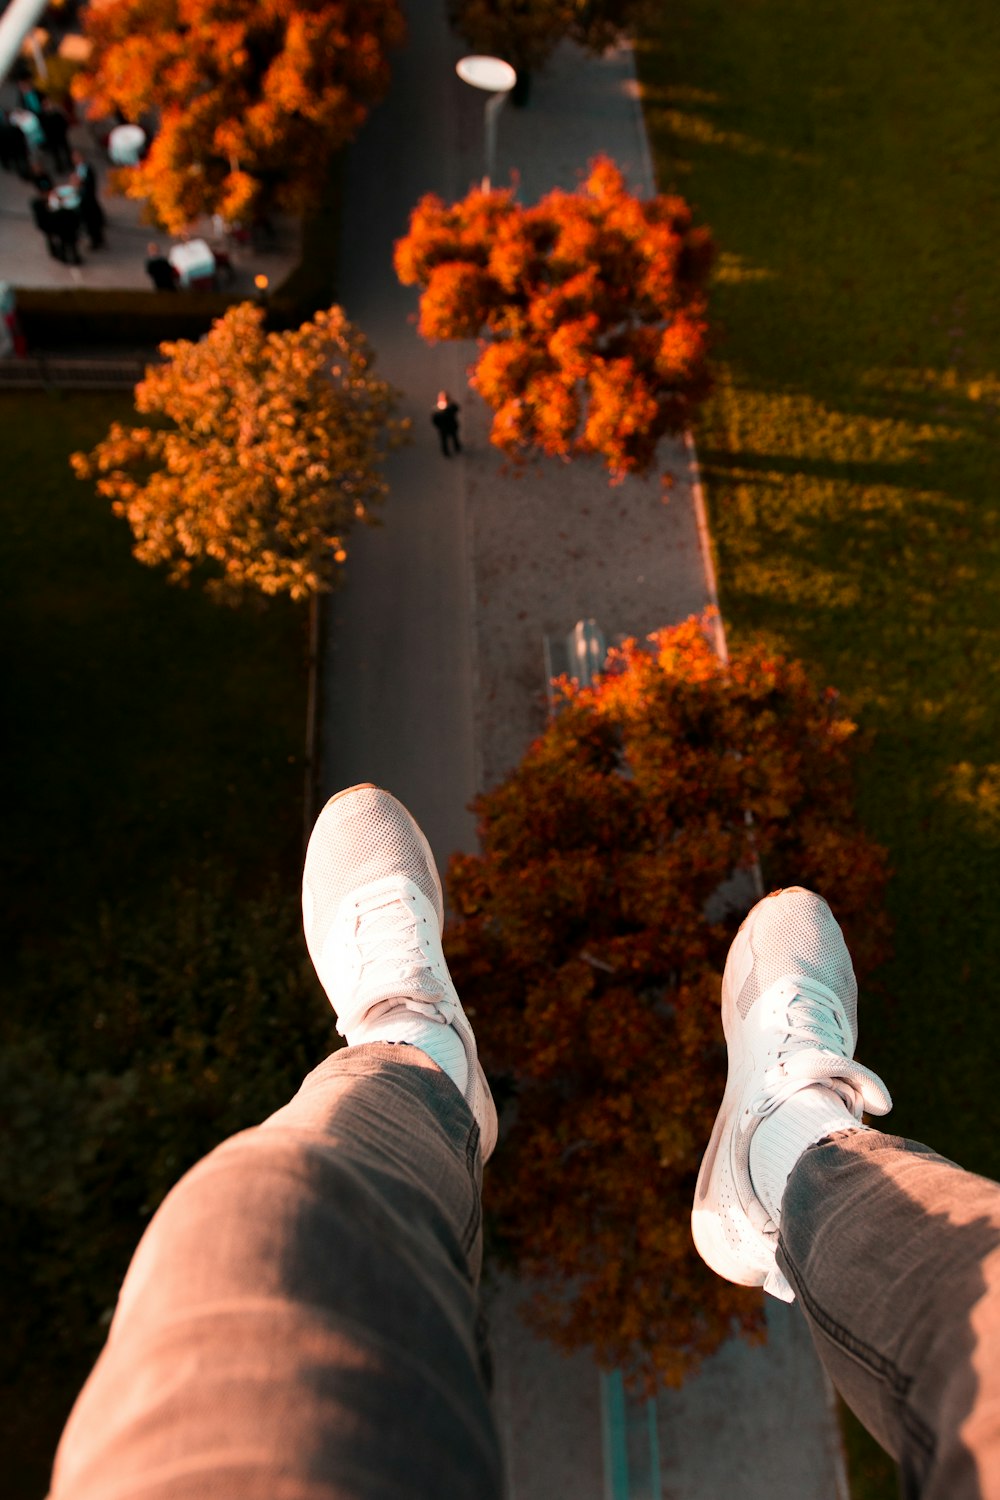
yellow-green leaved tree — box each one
[72,302,408,603]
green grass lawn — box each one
[0,391,312,1498]
[1,392,307,951]
[637,2,1000,1495]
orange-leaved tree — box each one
[71,302,408,603]
[394,157,713,481]
[445,616,890,1390]
[448,0,650,90]
[72,0,405,232]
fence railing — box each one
[0,354,156,390]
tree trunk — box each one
[302,590,321,853]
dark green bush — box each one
[1,868,336,1377]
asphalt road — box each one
[319,3,481,862]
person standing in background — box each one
[431,390,462,457]
[40,100,72,173]
[0,110,29,176]
[145,242,178,290]
[72,151,106,249]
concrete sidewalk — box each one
[322,11,849,1498]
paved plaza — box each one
[0,77,299,299]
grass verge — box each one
[637,3,1000,1495]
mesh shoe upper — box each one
[303,785,442,969]
[692,886,891,1301]
[734,891,859,1031]
[302,784,497,1160]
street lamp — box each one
[456,54,517,191]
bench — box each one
[543,618,609,716]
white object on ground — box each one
[108,124,146,165]
[168,238,216,287]
[49,183,81,210]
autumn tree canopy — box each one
[445,617,889,1390]
[72,302,408,603]
[394,157,713,481]
[73,0,405,232]
[449,0,649,80]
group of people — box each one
[2,80,107,266]
[29,150,105,264]
[0,83,72,176]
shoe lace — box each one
[337,892,453,1038]
[747,978,878,1121]
[356,895,436,984]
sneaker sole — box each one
[690,890,792,1288]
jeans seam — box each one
[461,1123,481,1254]
[780,1236,936,1461]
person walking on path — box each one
[40,100,72,173]
[432,389,462,456]
[16,81,43,117]
[72,151,106,249]
[29,194,60,259]
[145,242,177,290]
[50,204,82,265]
[47,785,1000,1500]
[31,197,81,263]
[0,110,30,176]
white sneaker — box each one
[302,783,498,1161]
[691,886,891,1300]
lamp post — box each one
[456,55,517,191]
[0,0,49,89]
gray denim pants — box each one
[51,1045,1000,1500]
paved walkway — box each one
[324,7,849,1499]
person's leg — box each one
[692,886,1000,1500]
[85,206,105,249]
[51,1044,501,1500]
[51,784,502,1500]
[778,1130,1000,1500]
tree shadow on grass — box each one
[689,355,1000,1178]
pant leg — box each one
[777,1128,1000,1500]
[50,1043,503,1500]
